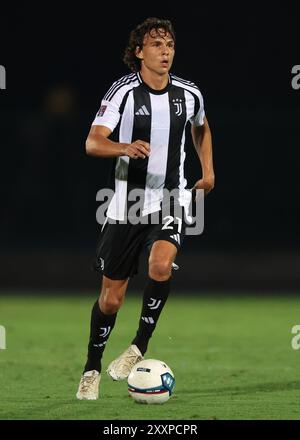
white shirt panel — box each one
[106,92,134,220]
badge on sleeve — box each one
[97,105,107,117]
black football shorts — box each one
[93,207,188,280]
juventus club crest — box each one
[172,98,183,116]
[99,326,111,338]
[147,298,162,310]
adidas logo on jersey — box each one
[135,105,150,115]
[170,234,180,244]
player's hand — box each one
[124,140,150,159]
[192,176,215,196]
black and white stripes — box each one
[92,73,205,220]
[103,73,140,101]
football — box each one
[127,359,175,404]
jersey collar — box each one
[137,72,172,95]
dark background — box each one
[0,3,299,292]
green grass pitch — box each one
[1,293,300,420]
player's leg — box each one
[79,219,145,390]
[131,240,177,355]
[106,212,184,381]
[76,276,128,400]
[106,242,177,382]
[84,275,129,372]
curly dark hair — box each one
[123,17,175,72]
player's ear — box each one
[135,46,143,60]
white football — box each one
[127,359,175,404]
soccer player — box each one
[76,17,214,400]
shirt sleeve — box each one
[190,89,205,126]
[92,99,121,132]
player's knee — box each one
[100,290,124,314]
[149,259,172,281]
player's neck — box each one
[139,70,169,91]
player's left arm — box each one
[191,117,215,195]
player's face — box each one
[136,29,175,75]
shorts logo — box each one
[170,233,180,244]
[97,105,107,117]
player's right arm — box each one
[86,125,150,159]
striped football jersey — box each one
[92,72,205,220]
